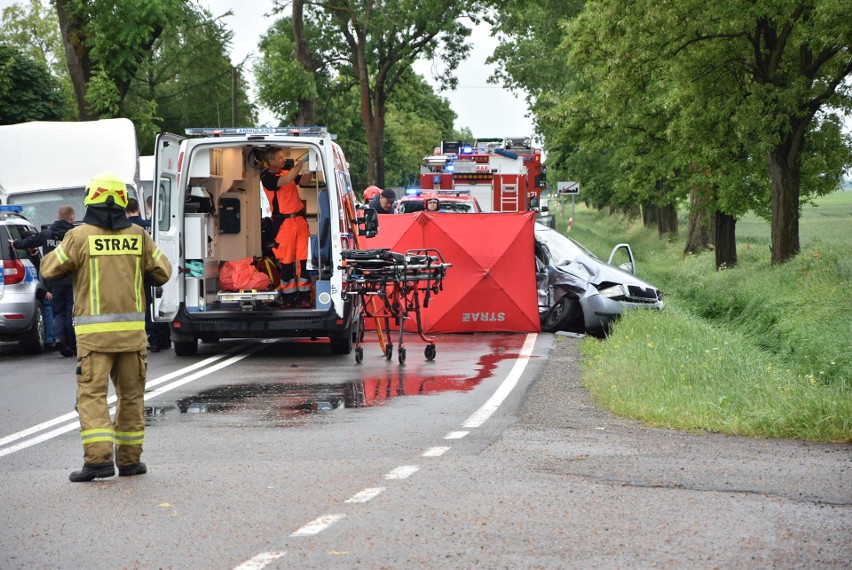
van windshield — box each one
[9,188,86,228]
[9,185,136,228]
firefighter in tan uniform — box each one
[41,171,172,482]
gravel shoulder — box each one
[484,334,852,567]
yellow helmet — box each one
[84,171,129,209]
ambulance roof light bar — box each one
[185,126,331,138]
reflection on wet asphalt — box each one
[144,334,529,426]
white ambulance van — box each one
[152,126,375,356]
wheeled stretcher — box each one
[340,248,450,364]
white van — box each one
[0,119,140,228]
[152,126,376,356]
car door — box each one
[152,133,184,322]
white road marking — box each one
[384,465,419,479]
[291,514,346,537]
[462,333,536,428]
[0,341,271,458]
[444,430,469,439]
[344,487,385,504]
[233,551,286,570]
[422,446,450,457]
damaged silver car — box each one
[534,224,664,336]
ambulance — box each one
[152,127,375,356]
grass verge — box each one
[550,191,852,442]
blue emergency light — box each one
[0,205,23,212]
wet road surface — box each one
[1,333,849,568]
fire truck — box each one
[418,137,554,227]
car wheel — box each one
[173,339,198,356]
[20,302,46,354]
[543,297,580,333]
[330,329,354,354]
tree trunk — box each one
[658,203,678,239]
[642,202,658,229]
[684,186,714,254]
[368,111,386,188]
[292,0,316,126]
[767,144,801,264]
[55,0,92,120]
[714,210,737,269]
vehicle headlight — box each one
[597,284,627,299]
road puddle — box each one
[144,336,527,423]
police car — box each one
[0,205,47,352]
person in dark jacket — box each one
[368,188,397,214]
[11,205,77,356]
[125,197,151,230]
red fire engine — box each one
[419,137,553,227]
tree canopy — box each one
[488,0,852,265]
[1,0,254,152]
[0,42,68,123]
[264,0,483,187]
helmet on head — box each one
[363,185,382,200]
[84,171,129,209]
[424,192,439,204]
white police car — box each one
[0,205,47,353]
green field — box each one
[551,190,852,442]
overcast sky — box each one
[200,1,535,137]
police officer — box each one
[10,205,77,356]
[41,172,172,482]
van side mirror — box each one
[358,206,379,238]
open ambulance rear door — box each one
[152,132,183,323]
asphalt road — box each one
[0,333,849,569]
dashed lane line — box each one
[384,465,420,479]
[444,430,470,439]
[291,514,347,537]
[422,446,451,457]
[236,333,538,566]
[233,551,286,570]
[344,487,386,504]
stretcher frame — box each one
[340,248,450,364]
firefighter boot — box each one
[69,462,115,482]
[119,462,147,477]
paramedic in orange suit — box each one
[260,148,313,308]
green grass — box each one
[551,190,852,442]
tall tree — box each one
[561,1,851,265]
[270,0,480,187]
[124,4,255,152]
[0,42,68,123]
[54,0,177,119]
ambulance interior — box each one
[177,143,333,313]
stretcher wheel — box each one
[385,344,393,360]
[424,344,436,361]
[398,347,406,364]
[355,347,363,363]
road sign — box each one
[557,181,580,195]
